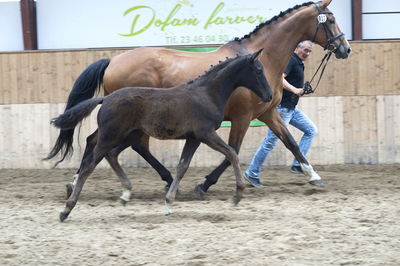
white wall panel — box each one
[0,1,23,51]
[363,14,400,39]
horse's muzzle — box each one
[335,45,352,59]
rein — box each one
[303,3,343,95]
[303,50,332,94]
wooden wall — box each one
[0,41,399,169]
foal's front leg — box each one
[165,138,200,214]
[202,131,245,205]
[197,116,251,197]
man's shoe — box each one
[290,165,304,174]
[243,173,263,187]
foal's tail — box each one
[44,58,110,165]
[51,98,104,130]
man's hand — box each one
[292,87,304,96]
[302,81,314,95]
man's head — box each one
[295,40,314,61]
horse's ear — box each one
[320,0,333,9]
[251,48,264,61]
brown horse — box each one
[52,51,272,221]
[46,0,351,199]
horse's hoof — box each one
[194,183,206,200]
[164,200,173,216]
[59,211,69,222]
[309,179,326,187]
[66,183,74,199]
[232,195,242,206]
[119,198,128,206]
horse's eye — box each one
[329,18,335,24]
[255,64,263,71]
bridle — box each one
[303,3,345,95]
[312,3,344,51]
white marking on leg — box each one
[120,190,131,202]
[300,163,321,181]
[164,200,173,216]
[72,174,79,186]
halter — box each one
[303,3,344,94]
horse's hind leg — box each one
[257,110,325,187]
[196,117,250,197]
[165,138,200,214]
[131,134,173,188]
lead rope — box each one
[303,50,332,94]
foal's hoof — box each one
[66,183,74,199]
[194,183,206,200]
[59,211,69,222]
[232,195,242,206]
[309,179,326,187]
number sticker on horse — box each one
[317,14,327,24]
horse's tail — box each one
[51,98,104,130]
[44,58,110,165]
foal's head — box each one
[236,49,273,102]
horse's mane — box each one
[234,1,315,42]
[186,54,247,85]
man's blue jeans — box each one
[245,105,318,179]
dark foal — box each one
[51,50,272,222]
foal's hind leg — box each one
[105,145,133,205]
[104,132,162,204]
[196,116,251,197]
[165,138,200,214]
[66,130,99,199]
[60,142,110,222]
[257,110,325,187]
[202,131,245,205]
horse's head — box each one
[308,0,351,59]
[244,49,273,102]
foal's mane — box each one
[187,54,248,85]
[233,1,315,42]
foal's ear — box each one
[320,0,333,9]
[251,48,264,61]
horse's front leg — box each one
[202,131,245,205]
[196,116,251,199]
[257,110,325,187]
[131,134,174,189]
[165,138,200,215]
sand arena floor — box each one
[1,164,399,265]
